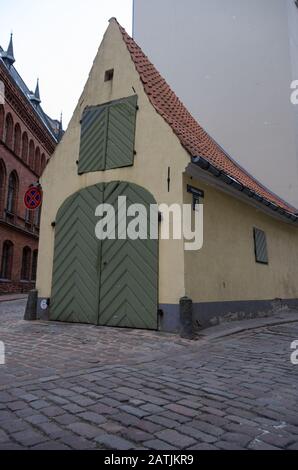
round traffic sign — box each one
[24,187,42,210]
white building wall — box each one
[133,0,298,208]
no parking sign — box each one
[24,186,42,210]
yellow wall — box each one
[36,20,189,303]
[184,174,298,302]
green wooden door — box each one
[51,182,158,330]
[99,182,158,329]
[51,184,104,324]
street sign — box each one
[24,187,42,210]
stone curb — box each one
[197,312,298,341]
[0,295,28,303]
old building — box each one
[0,34,61,294]
[35,19,298,331]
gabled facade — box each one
[36,20,298,331]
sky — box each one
[0,0,133,127]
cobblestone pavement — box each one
[0,299,298,450]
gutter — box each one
[191,156,298,224]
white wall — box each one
[133,0,298,208]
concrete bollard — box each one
[24,290,37,321]
[180,296,194,339]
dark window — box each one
[254,228,268,264]
[6,171,18,214]
[14,123,21,156]
[104,69,114,82]
[31,250,38,281]
[29,140,35,169]
[22,132,28,162]
[21,246,31,281]
[35,147,41,175]
[35,206,41,227]
[4,113,13,148]
[25,208,34,226]
[0,159,6,214]
[1,241,13,279]
[0,106,4,141]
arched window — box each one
[41,153,47,173]
[31,250,38,281]
[34,147,41,175]
[34,205,41,227]
[0,241,13,280]
[29,140,35,168]
[25,208,34,226]
[4,113,13,149]
[22,132,28,162]
[0,159,6,215]
[6,171,18,214]
[0,106,4,141]
[14,123,21,156]
[21,246,31,281]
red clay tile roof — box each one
[115,20,297,216]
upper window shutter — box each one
[254,228,268,264]
[105,95,138,170]
[78,105,109,174]
[78,95,138,174]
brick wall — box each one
[0,82,55,294]
[0,142,42,221]
[0,281,35,295]
[0,222,38,291]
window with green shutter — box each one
[253,228,268,264]
[78,95,138,174]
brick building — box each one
[0,34,61,294]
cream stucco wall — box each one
[184,173,298,303]
[36,20,189,304]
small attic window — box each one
[104,69,114,82]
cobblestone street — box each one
[0,299,298,450]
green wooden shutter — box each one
[254,228,268,264]
[105,95,138,170]
[78,96,137,174]
[78,106,108,174]
[51,184,104,324]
